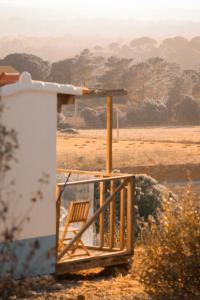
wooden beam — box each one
[109,180,115,249]
[56,168,103,176]
[56,168,133,178]
[120,181,126,250]
[106,95,112,174]
[127,177,134,254]
[57,174,133,187]
[57,178,129,261]
[87,245,121,252]
[56,251,131,274]
[57,94,75,112]
[99,181,105,248]
[82,88,128,98]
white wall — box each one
[1,90,57,240]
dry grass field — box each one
[57,126,200,181]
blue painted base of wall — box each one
[0,235,56,279]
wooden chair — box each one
[59,200,91,258]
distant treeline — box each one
[1,50,200,126]
[1,36,200,70]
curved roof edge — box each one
[0,72,83,97]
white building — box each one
[0,72,84,278]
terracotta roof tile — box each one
[0,65,19,74]
[0,72,20,87]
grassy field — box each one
[57,126,200,181]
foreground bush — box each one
[139,186,200,300]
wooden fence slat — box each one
[127,177,134,253]
[109,180,115,249]
[99,181,105,248]
[120,181,126,250]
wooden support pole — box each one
[120,181,126,250]
[127,177,134,253]
[106,96,113,174]
[99,181,105,248]
[109,180,115,249]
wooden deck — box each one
[56,170,135,275]
[56,248,132,274]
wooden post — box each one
[99,181,105,248]
[109,180,115,249]
[120,181,126,250]
[116,109,119,141]
[106,96,112,174]
[127,177,134,253]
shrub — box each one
[1,53,51,81]
[135,174,164,220]
[140,99,168,125]
[174,95,200,124]
[139,186,200,300]
[127,99,168,126]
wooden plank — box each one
[109,180,115,249]
[99,181,105,248]
[106,95,112,174]
[127,177,134,253]
[56,251,131,274]
[87,245,121,252]
[57,174,133,187]
[56,168,103,176]
[56,168,133,178]
[82,88,128,97]
[57,178,129,261]
[120,182,126,250]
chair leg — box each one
[78,239,91,256]
[70,230,91,256]
[60,220,70,248]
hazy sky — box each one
[1,0,200,38]
[1,0,200,20]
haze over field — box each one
[1,0,200,37]
[1,0,200,60]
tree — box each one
[127,99,168,125]
[174,95,200,124]
[98,56,132,89]
[167,70,200,121]
[47,58,74,83]
[71,49,96,86]
[0,53,51,81]
[123,57,180,103]
[130,37,157,48]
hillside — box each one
[1,50,200,126]
[1,36,200,70]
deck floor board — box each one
[58,248,122,263]
[56,248,132,274]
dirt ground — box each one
[57,126,200,181]
[2,248,148,300]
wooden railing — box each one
[56,172,135,261]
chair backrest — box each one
[68,201,90,223]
